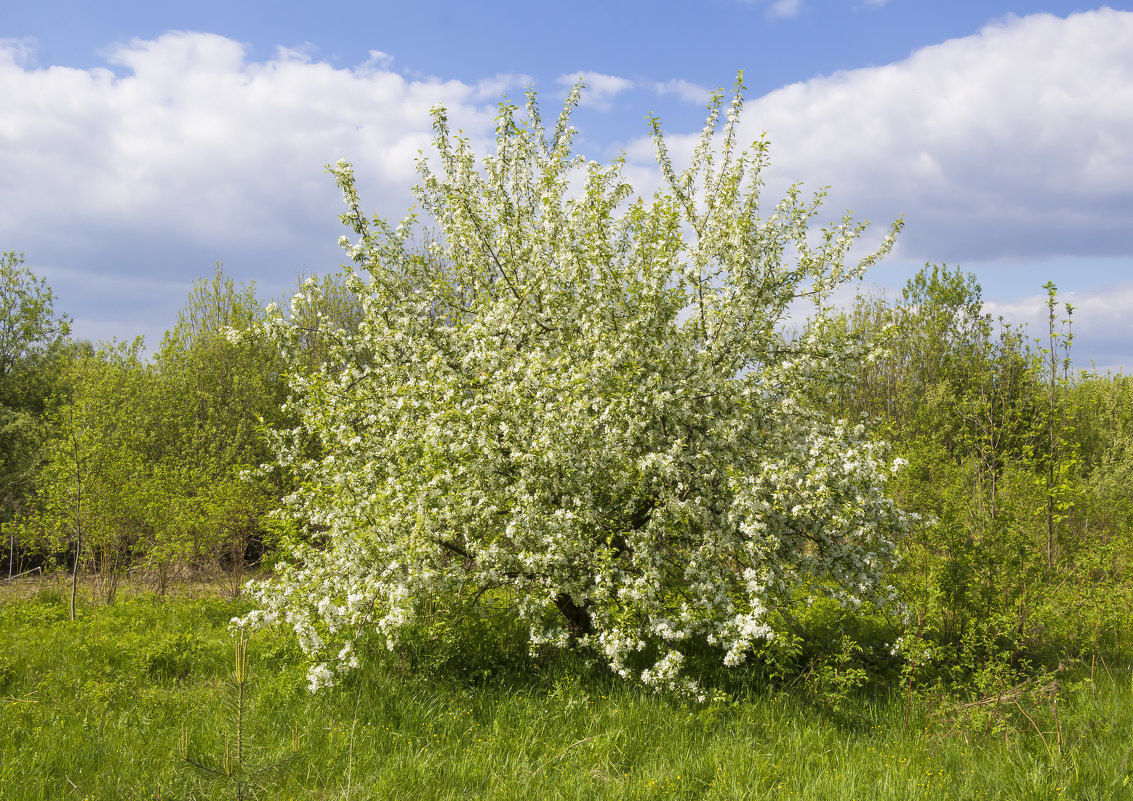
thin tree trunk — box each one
[5,494,17,580]
[70,526,81,621]
[70,419,82,622]
[1048,317,1056,569]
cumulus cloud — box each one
[471,72,538,102]
[6,36,459,231]
[0,31,512,243]
[0,37,36,66]
[0,31,509,342]
[358,49,395,71]
[627,9,1133,265]
[557,70,634,110]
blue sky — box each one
[3,1,1132,369]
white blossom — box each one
[238,77,910,693]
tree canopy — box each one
[241,80,911,694]
[0,252,73,556]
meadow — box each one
[3,579,1131,801]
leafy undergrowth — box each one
[2,584,1131,800]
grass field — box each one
[2,580,1131,800]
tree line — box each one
[3,251,1129,674]
[0,256,359,611]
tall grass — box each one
[1,583,1130,800]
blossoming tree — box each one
[241,80,910,693]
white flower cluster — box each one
[238,79,910,694]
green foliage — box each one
[833,264,1133,686]
[389,597,539,686]
[805,634,871,717]
[146,266,287,587]
[15,266,290,594]
[31,339,151,609]
[0,252,73,575]
[1050,374,1133,660]
[0,251,71,384]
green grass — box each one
[2,583,1131,800]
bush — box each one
[241,78,909,696]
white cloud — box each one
[768,0,804,19]
[0,31,503,246]
[471,72,537,102]
[557,70,634,111]
[0,31,508,344]
[0,37,36,67]
[627,9,1133,264]
[739,0,805,19]
[358,49,394,72]
[652,78,712,104]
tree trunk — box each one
[70,527,81,621]
[554,592,593,639]
[70,421,82,622]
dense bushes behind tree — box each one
[0,251,73,578]
[3,258,371,590]
[831,264,1132,675]
[6,268,290,592]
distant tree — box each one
[148,267,287,592]
[21,267,290,600]
[34,340,148,616]
[0,251,71,382]
[831,266,1099,660]
[0,251,72,577]
[241,80,911,694]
